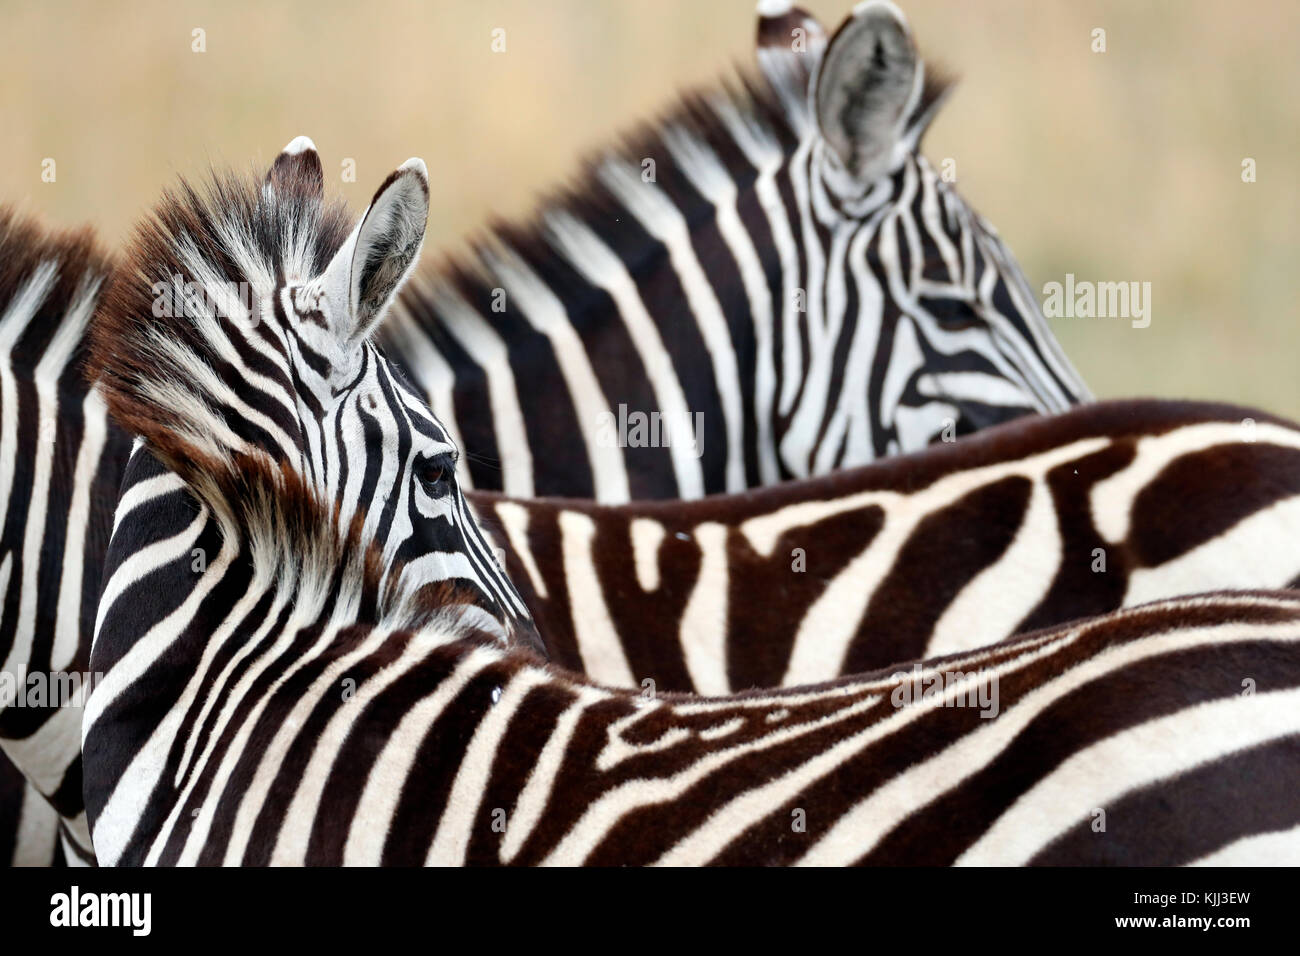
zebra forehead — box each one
[361,352,450,438]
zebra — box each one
[77,140,550,863]
[73,144,1300,863]
[81,335,1300,863]
[0,208,130,865]
[86,137,542,649]
[475,399,1300,694]
[382,0,1092,502]
[3,228,1295,866]
[0,140,543,865]
[3,208,1294,862]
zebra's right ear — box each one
[321,158,430,355]
[756,0,827,95]
[813,2,921,191]
[265,135,324,201]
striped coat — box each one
[477,399,1300,694]
[384,1,1091,501]
[84,440,1300,864]
[78,143,1300,865]
[0,210,130,864]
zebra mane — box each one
[391,60,953,337]
[90,169,352,591]
[90,167,352,489]
[205,450,494,638]
[0,206,112,375]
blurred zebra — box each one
[385,0,1091,501]
[0,209,130,864]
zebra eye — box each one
[415,456,452,489]
[920,296,982,331]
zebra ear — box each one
[813,1,921,189]
[756,0,827,94]
[325,158,429,348]
[266,135,324,201]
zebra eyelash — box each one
[918,294,982,331]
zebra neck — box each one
[389,73,809,502]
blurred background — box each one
[2,0,1297,413]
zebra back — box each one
[471,399,1300,693]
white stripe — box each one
[427,669,548,864]
[927,477,1060,657]
[957,684,1300,866]
[0,263,57,680]
[1188,823,1300,866]
[678,522,731,695]
[597,158,746,492]
[706,94,790,486]
[833,223,885,463]
[499,684,609,862]
[493,501,548,599]
[662,124,778,487]
[1092,421,1300,544]
[481,244,631,502]
[629,518,665,592]
[422,284,534,497]
[557,512,637,688]
[343,649,494,865]
[84,540,237,865]
[545,210,703,498]
[1125,493,1300,607]
[917,370,1038,409]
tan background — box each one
[2,1,1297,414]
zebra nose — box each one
[510,616,549,661]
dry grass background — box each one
[2,0,1297,414]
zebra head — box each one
[757,0,1091,466]
[93,138,540,652]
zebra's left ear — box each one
[813,1,923,190]
[756,1,827,96]
[324,158,429,349]
[266,135,324,201]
